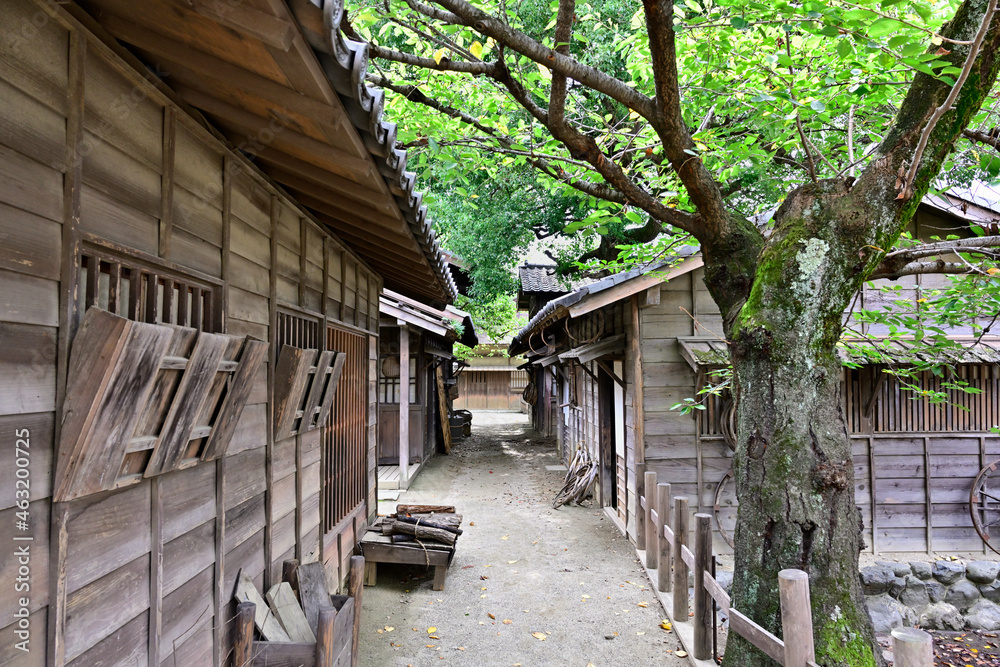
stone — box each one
[919,602,964,631]
[867,594,915,633]
[897,575,930,610]
[890,576,906,598]
[716,570,733,595]
[878,561,912,578]
[966,561,1000,585]
[926,581,946,604]
[966,600,1000,631]
[860,565,896,595]
[909,562,933,581]
[945,580,981,612]
[933,560,965,586]
[980,580,1000,603]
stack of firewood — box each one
[381,504,463,547]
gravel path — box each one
[360,411,688,667]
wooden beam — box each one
[172,87,371,181]
[568,257,705,318]
[274,177,405,232]
[100,15,350,137]
[261,160,396,216]
[160,107,176,260]
[162,0,297,51]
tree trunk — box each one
[717,183,884,667]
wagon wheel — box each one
[970,459,1000,555]
[720,397,737,452]
[714,468,737,549]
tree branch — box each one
[423,0,658,118]
[881,234,1000,262]
[869,260,971,280]
[548,0,575,128]
[366,41,498,74]
[902,0,999,199]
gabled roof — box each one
[380,289,478,347]
[509,247,701,355]
[74,0,456,306]
[519,264,576,294]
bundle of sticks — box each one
[380,504,463,547]
[552,447,597,509]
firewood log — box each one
[390,520,457,545]
[396,516,463,535]
[396,504,455,515]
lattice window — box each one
[324,326,368,531]
[510,369,529,392]
[79,246,221,331]
[377,356,416,404]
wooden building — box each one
[510,195,1000,555]
[453,348,529,412]
[377,290,476,488]
[0,0,458,664]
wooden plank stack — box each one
[232,557,364,667]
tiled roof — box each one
[518,264,578,294]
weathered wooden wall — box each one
[639,263,1000,555]
[0,2,381,664]
[454,370,526,411]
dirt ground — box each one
[359,411,688,667]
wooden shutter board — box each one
[299,350,336,433]
[314,352,346,429]
[55,308,131,501]
[274,345,318,441]
[191,335,245,434]
[145,332,231,476]
[296,561,328,635]
[55,311,174,501]
[234,570,290,643]
[266,581,316,643]
[202,338,268,460]
[132,326,200,444]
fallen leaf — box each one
[582,595,591,599]
[377,629,384,634]
[429,635,440,639]
[676,650,688,658]
[469,522,475,526]
[425,644,436,648]
[531,632,547,641]
[660,621,672,631]
[508,560,518,564]
[385,626,395,632]
[637,631,646,636]
[457,647,465,651]
[488,613,496,620]
[428,627,437,633]
[503,619,513,625]
[637,601,649,608]
[501,535,509,540]
[461,565,475,569]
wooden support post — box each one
[234,601,255,667]
[644,470,658,569]
[283,559,299,590]
[891,627,934,667]
[779,569,816,667]
[399,325,410,488]
[657,483,672,593]
[693,514,712,659]
[349,555,365,667]
[316,606,337,667]
[635,466,646,551]
[672,496,690,622]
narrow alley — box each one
[359,412,689,667]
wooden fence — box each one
[638,471,936,666]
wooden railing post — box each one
[779,569,816,667]
[644,470,658,569]
[349,555,365,667]
[316,606,337,667]
[891,627,934,667]
[672,496,690,622]
[234,600,255,667]
[636,464,647,551]
[657,482,672,593]
[693,514,712,659]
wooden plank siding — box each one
[0,2,382,665]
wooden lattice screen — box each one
[55,308,267,501]
[80,246,221,332]
[324,326,367,531]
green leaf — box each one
[868,18,905,37]
[809,99,826,112]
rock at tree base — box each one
[966,600,1000,631]
[919,602,964,631]
[933,560,965,586]
[966,561,1000,585]
[867,594,916,632]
